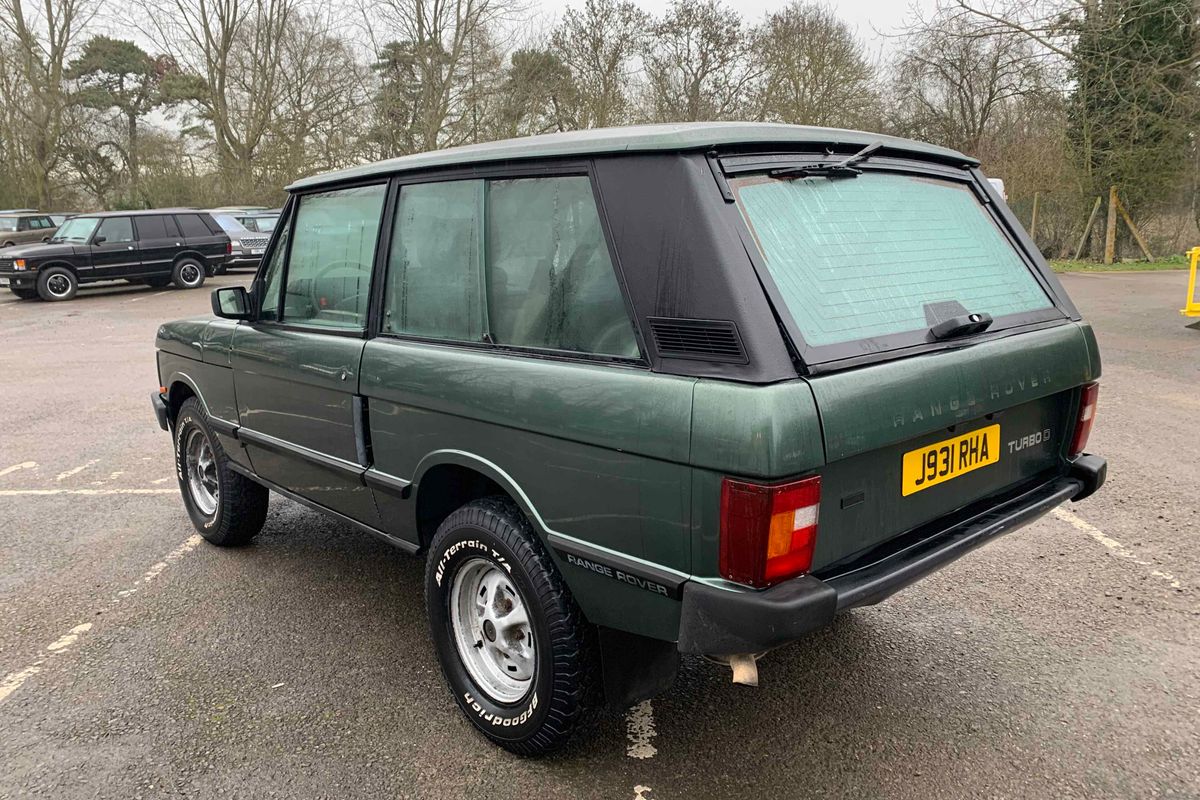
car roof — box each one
[68,208,211,218]
[288,122,975,191]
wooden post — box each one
[1104,185,1118,265]
[1115,195,1153,261]
[1030,192,1040,242]
[1074,196,1103,260]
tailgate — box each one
[806,322,1096,571]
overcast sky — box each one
[537,0,939,54]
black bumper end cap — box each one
[1068,454,1106,502]
[677,576,837,656]
[151,391,170,432]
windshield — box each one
[212,214,246,234]
[0,218,16,232]
[51,216,100,242]
[732,172,1055,350]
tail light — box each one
[719,475,821,588]
[1068,382,1099,457]
[226,241,233,255]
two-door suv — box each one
[1,209,229,301]
[151,123,1106,754]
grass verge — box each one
[1050,256,1190,273]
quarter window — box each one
[259,217,290,321]
[382,175,637,358]
[280,184,386,330]
[175,214,211,238]
[96,217,134,244]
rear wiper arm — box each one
[770,140,885,180]
[929,312,993,340]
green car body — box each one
[153,123,1106,749]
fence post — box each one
[1030,192,1040,242]
[1115,195,1153,261]
[1104,185,1118,265]
[1074,196,1102,260]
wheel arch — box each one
[164,373,210,425]
[172,250,208,266]
[410,450,551,551]
[36,260,78,277]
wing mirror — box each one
[92,235,106,245]
[211,286,254,320]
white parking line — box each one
[1052,507,1184,590]
[0,461,36,478]
[633,786,654,800]
[0,488,176,496]
[0,623,91,704]
[55,459,99,481]
[626,699,658,759]
[0,535,202,706]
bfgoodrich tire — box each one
[36,266,77,301]
[426,498,598,756]
[171,257,206,290]
[174,397,268,546]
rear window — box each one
[176,214,213,238]
[731,172,1055,349]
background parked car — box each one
[0,209,229,301]
[209,211,271,272]
[233,210,280,233]
[0,212,58,247]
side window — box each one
[175,214,210,238]
[259,218,291,321]
[381,174,638,358]
[280,184,386,330]
[17,217,29,231]
[96,217,134,244]
[134,215,170,240]
[486,177,636,357]
[383,180,483,340]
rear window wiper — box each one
[929,312,993,340]
[770,140,885,180]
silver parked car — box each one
[209,212,270,273]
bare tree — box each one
[752,2,879,128]
[892,12,1045,155]
[365,0,518,152]
[138,0,295,197]
[551,0,649,128]
[0,0,98,207]
[641,0,755,122]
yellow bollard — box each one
[1183,247,1200,319]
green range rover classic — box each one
[151,123,1106,755]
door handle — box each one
[339,368,350,381]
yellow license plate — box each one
[902,424,1000,496]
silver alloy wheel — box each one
[184,428,219,516]
[179,262,201,286]
[45,273,73,298]
[450,557,536,703]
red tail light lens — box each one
[226,241,233,255]
[719,475,821,588]
[1069,382,1099,457]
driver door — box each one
[230,182,389,527]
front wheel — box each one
[172,258,206,290]
[174,397,268,545]
[426,498,597,756]
[36,266,77,301]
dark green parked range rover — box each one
[151,123,1106,755]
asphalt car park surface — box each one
[0,271,1196,799]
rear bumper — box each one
[677,455,1106,656]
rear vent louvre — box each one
[648,317,748,363]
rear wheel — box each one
[172,258,206,290]
[36,266,77,301]
[174,397,269,545]
[426,498,597,755]
[9,287,38,300]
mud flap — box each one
[598,627,679,709]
